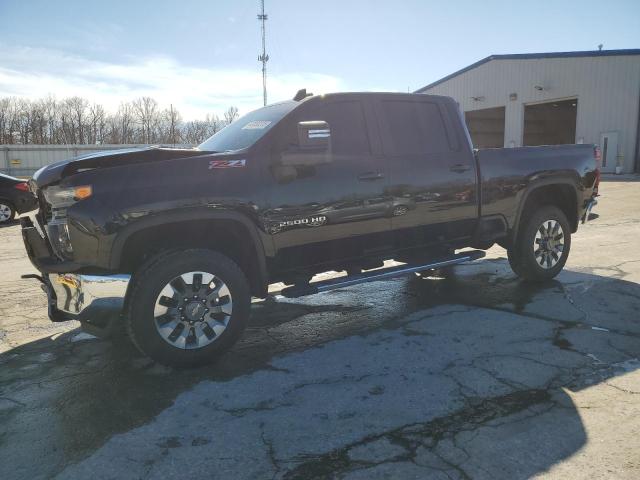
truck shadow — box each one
[0,258,638,479]
[0,219,19,228]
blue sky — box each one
[1,0,639,118]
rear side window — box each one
[299,100,371,155]
[380,100,450,155]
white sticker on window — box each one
[241,120,272,130]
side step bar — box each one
[280,250,486,298]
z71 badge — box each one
[209,159,246,169]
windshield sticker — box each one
[209,159,246,169]
[241,120,272,130]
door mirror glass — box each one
[297,120,331,149]
[281,120,332,167]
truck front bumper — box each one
[24,271,131,334]
[48,273,131,321]
[21,210,131,335]
[581,197,598,224]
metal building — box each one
[416,49,640,173]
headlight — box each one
[42,185,92,260]
[43,185,92,208]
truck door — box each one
[263,97,392,270]
[373,96,478,250]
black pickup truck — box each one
[20,91,600,366]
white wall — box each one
[421,55,640,173]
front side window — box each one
[198,101,297,152]
[293,100,371,156]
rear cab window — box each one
[377,99,454,156]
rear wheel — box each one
[507,205,571,282]
[126,249,251,367]
[0,201,15,224]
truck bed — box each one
[477,144,599,229]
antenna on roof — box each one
[257,0,269,106]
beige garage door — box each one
[523,99,578,146]
[464,107,505,148]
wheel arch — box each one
[111,210,269,297]
[512,179,580,241]
[0,197,15,207]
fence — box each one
[1,144,194,177]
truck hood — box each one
[32,146,206,188]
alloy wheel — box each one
[392,205,408,216]
[153,271,233,349]
[0,203,12,222]
[533,219,565,269]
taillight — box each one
[14,182,29,192]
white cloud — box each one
[0,44,346,119]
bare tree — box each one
[223,106,239,126]
[133,97,160,144]
[62,97,89,144]
[15,99,35,144]
[0,95,242,146]
[88,103,106,144]
[162,104,182,145]
[0,97,20,144]
[0,98,9,144]
[115,102,135,144]
[40,95,59,144]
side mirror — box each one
[281,120,332,167]
[297,120,330,149]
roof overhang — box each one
[415,49,640,93]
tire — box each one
[125,249,251,367]
[507,205,571,282]
[391,205,408,216]
[0,201,15,224]
[497,238,512,250]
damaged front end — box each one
[20,202,129,338]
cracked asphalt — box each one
[1,177,640,479]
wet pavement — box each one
[1,177,639,479]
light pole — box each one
[257,0,269,106]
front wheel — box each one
[125,249,251,367]
[507,205,571,282]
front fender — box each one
[108,207,271,293]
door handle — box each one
[358,172,385,181]
[449,164,471,173]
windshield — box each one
[198,101,298,152]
